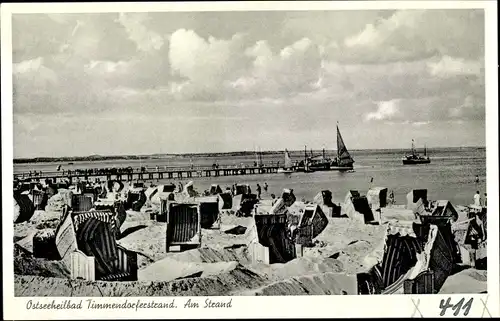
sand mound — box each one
[14,256,70,278]
[240,272,358,296]
[29,210,61,229]
[300,217,387,273]
[45,189,71,212]
[251,256,345,281]
[139,258,239,282]
[165,247,252,265]
[15,230,40,254]
[15,265,268,297]
[117,222,166,263]
[123,210,151,222]
[439,268,487,294]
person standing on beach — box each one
[264,182,268,193]
[475,175,480,183]
[473,191,481,206]
[256,184,262,199]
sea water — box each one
[14,147,486,206]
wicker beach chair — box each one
[198,196,221,229]
[254,213,296,264]
[55,209,138,282]
[30,189,48,211]
[70,194,95,213]
[165,202,202,252]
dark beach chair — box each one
[366,187,388,210]
[14,192,36,224]
[198,196,221,229]
[54,208,137,281]
[235,184,251,196]
[210,184,223,195]
[165,202,202,252]
[253,213,296,264]
[281,189,296,207]
[71,194,95,212]
[296,204,328,246]
[126,190,147,211]
[345,194,375,224]
[30,189,48,211]
[219,192,233,210]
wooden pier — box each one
[14,165,281,184]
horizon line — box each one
[13,145,486,161]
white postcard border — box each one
[2,1,499,319]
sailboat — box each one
[277,149,295,174]
[402,139,430,165]
[330,123,355,170]
[306,123,355,171]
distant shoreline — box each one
[13,146,485,164]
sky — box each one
[12,9,486,158]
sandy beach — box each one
[13,184,487,297]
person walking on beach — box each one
[473,191,481,206]
[475,175,480,184]
[256,183,262,199]
[264,182,268,193]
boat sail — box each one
[278,149,295,173]
[284,150,293,168]
[336,124,355,168]
[303,123,354,171]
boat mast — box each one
[336,122,340,161]
[411,139,415,155]
[424,144,427,156]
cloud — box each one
[427,55,483,78]
[168,29,249,100]
[234,37,322,98]
[449,95,485,120]
[10,10,486,157]
[326,9,484,64]
[116,13,165,52]
[365,100,400,121]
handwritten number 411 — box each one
[439,297,474,316]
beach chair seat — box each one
[344,194,375,224]
[55,209,138,281]
[71,194,94,212]
[165,202,201,252]
[198,196,221,229]
[14,193,36,224]
[366,187,388,210]
[219,192,233,210]
[254,213,296,264]
[210,184,223,195]
[297,204,328,240]
[30,189,48,210]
